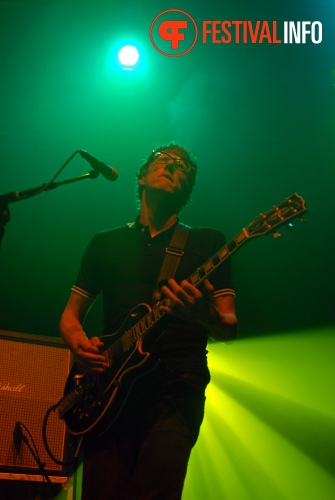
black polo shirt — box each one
[72,218,234,378]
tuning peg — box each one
[273,232,281,238]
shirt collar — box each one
[129,216,180,238]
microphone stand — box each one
[0,170,99,248]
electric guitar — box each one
[59,193,306,437]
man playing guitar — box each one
[60,144,238,499]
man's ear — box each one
[137,177,145,186]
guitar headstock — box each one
[245,193,307,238]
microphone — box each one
[79,150,118,181]
[13,421,23,452]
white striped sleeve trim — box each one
[71,285,97,300]
[213,288,236,298]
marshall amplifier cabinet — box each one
[0,330,73,480]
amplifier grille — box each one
[0,335,72,475]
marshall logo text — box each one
[0,382,26,392]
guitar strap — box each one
[153,222,190,303]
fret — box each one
[235,230,247,245]
[204,260,214,274]
[218,247,229,260]
[190,272,200,285]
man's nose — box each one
[164,159,176,172]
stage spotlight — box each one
[118,45,140,70]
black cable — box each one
[42,401,81,467]
[17,421,57,496]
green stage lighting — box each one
[118,45,139,70]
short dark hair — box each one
[136,144,198,211]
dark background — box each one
[0,0,334,339]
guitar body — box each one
[61,304,160,437]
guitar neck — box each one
[187,228,248,288]
[112,192,307,352]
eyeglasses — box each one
[152,151,193,173]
